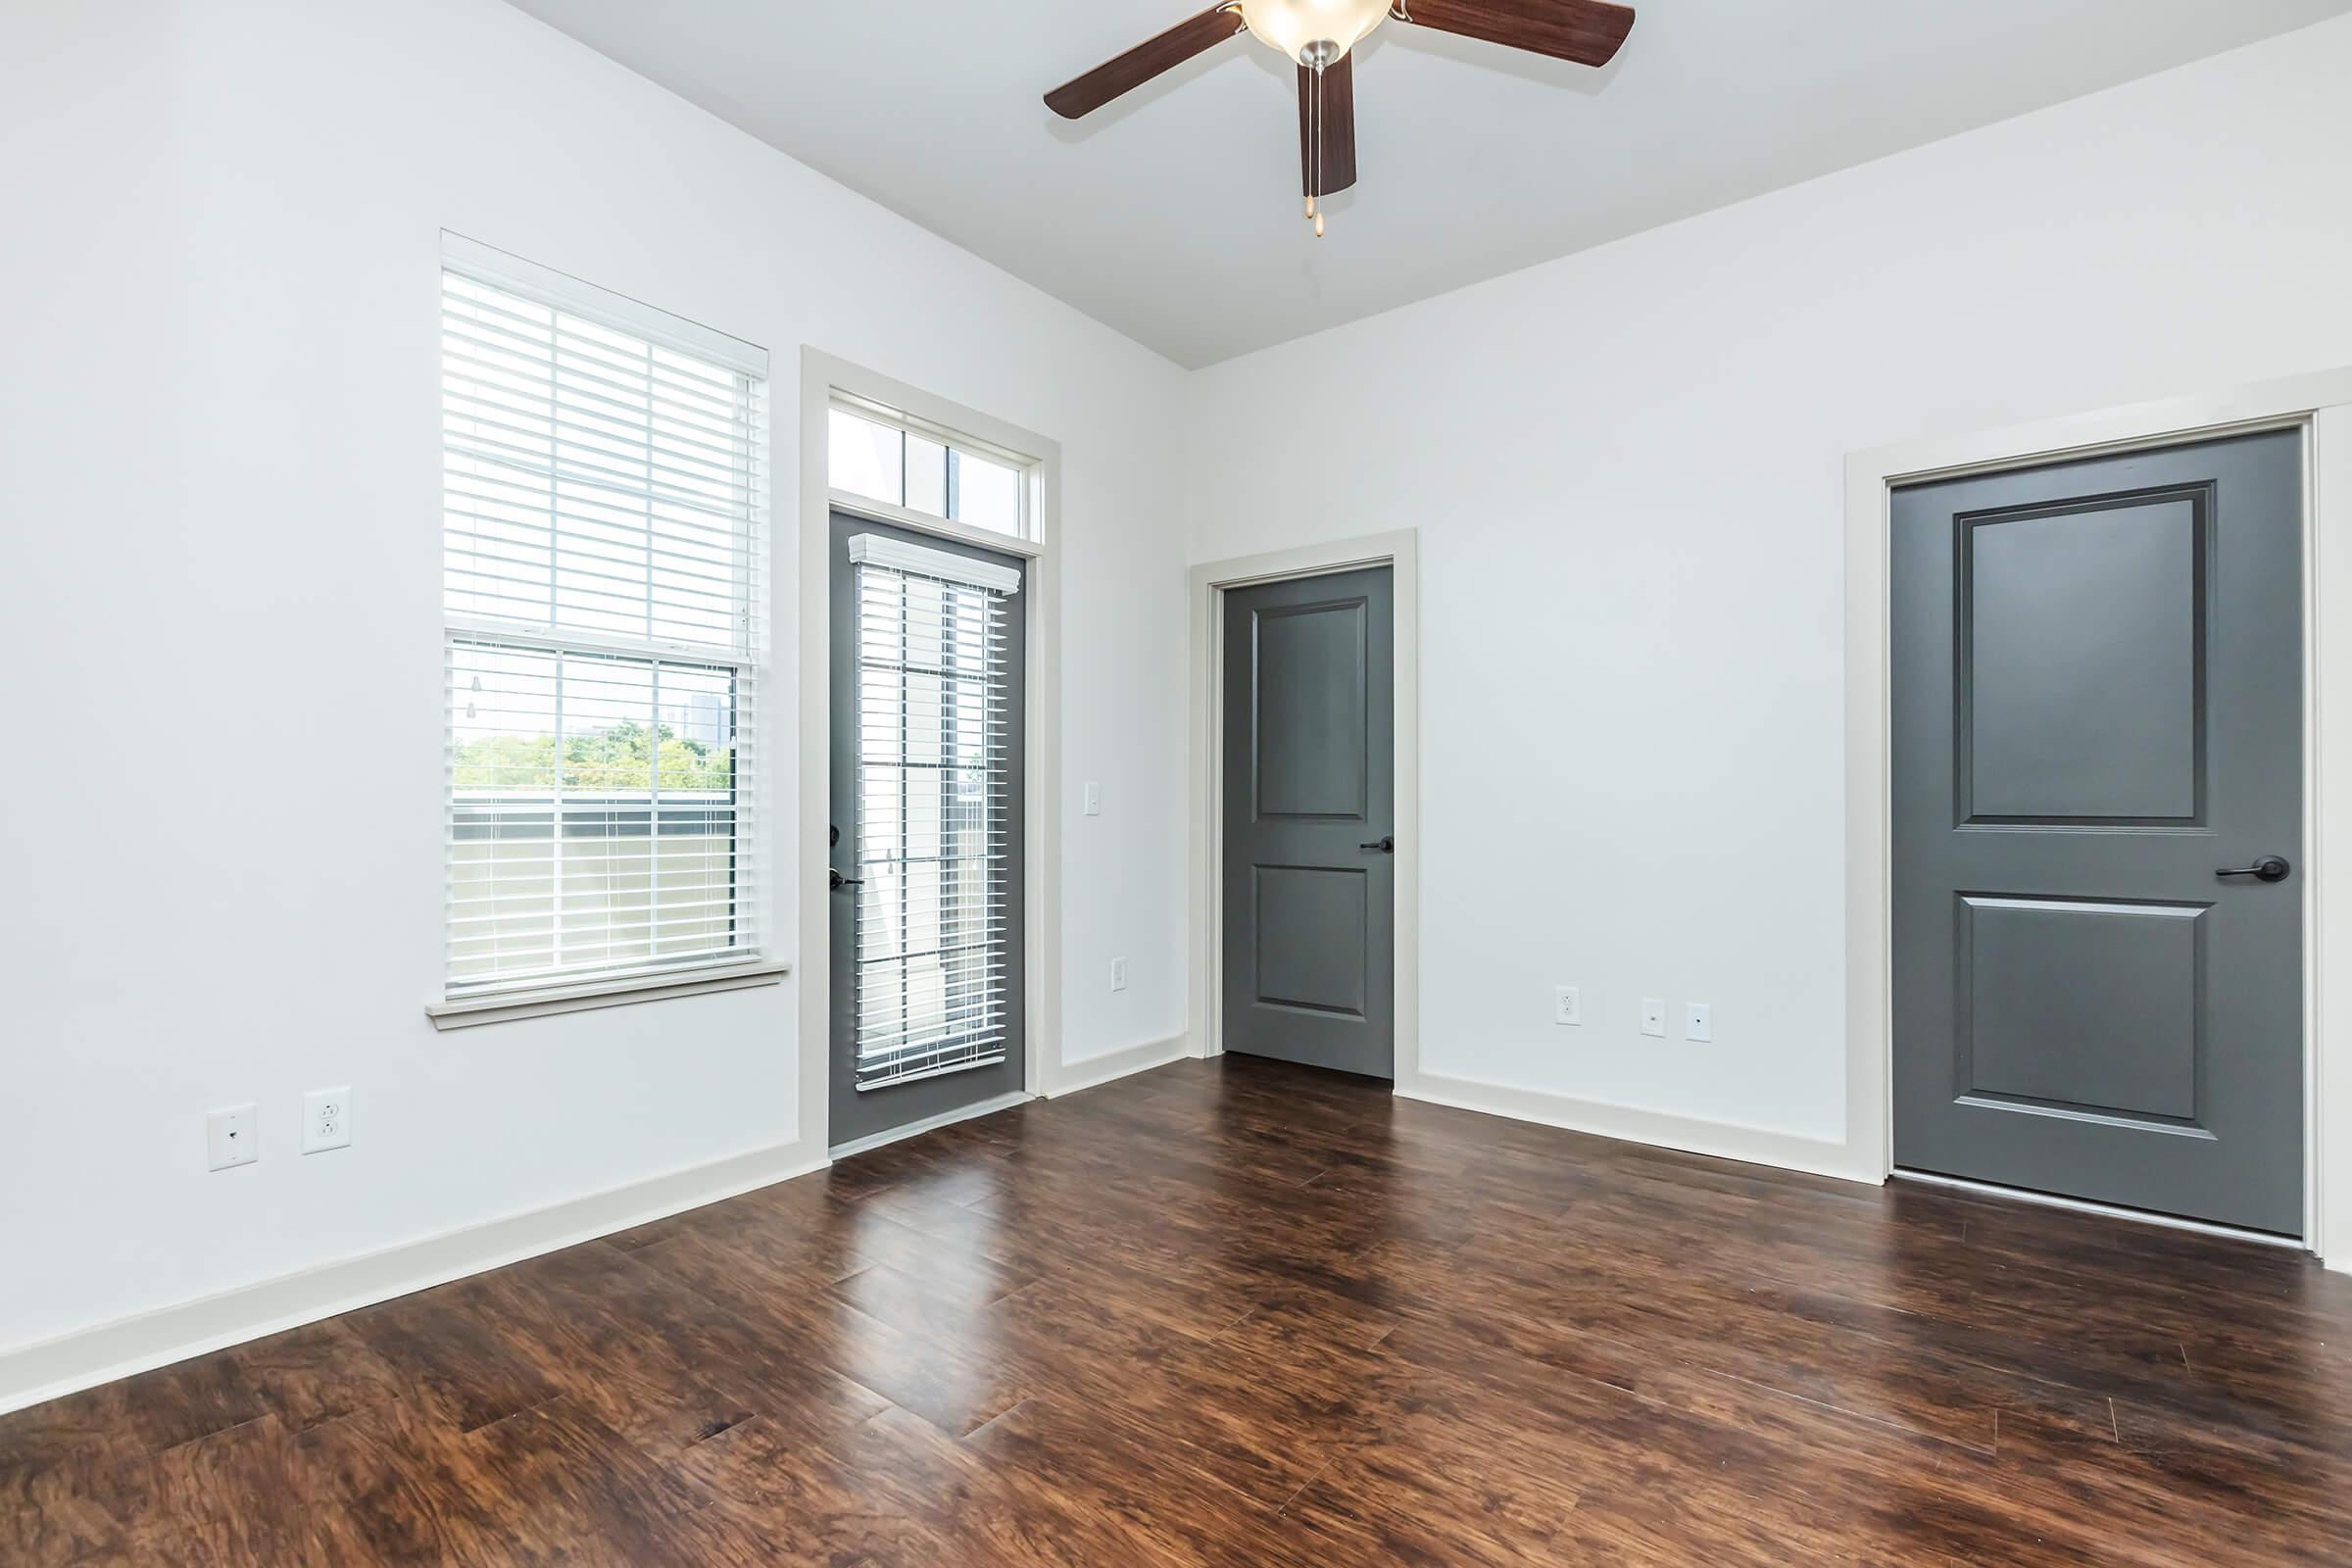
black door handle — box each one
[828,868,863,891]
[2216,856,2291,883]
[1359,836,1395,854]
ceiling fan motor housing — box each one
[1239,0,1392,64]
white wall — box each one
[1187,20,2352,1154]
[0,0,1189,1357]
[10,0,2351,1383]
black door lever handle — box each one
[1359,836,1395,854]
[829,868,864,891]
[2216,856,2290,882]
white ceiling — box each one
[507,0,2352,368]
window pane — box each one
[449,640,742,991]
[653,664,738,957]
[449,644,561,984]
[906,432,948,519]
[829,408,902,506]
[956,451,1022,537]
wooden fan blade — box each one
[1044,4,1249,119]
[1298,55,1358,198]
[1393,0,1636,68]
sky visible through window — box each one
[829,406,1023,537]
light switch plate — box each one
[1083,781,1102,816]
[1683,1003,1712,1043]
[1110,956,1128,992]
[208,1103,258,1171]
[303,1086,353,1153]
[1552,986,1582,1026]
[1640,998,1667,1038]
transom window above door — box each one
[828,399,1030,539]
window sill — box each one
[424,959,791,1032]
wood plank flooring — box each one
[7,1054,2351,1565]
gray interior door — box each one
[1891,429,2304,1234]
[1222,566,1395,1078]
[829,512,1025,1150]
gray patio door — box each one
[1891,429,2304,1234]
[829,512,1025,1149]
[1221,566,1395,1079]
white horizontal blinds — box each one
[441,271,760,650]
[447,644,753,988]
[853,543,1016,1091]
[441,265,764,996]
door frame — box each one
[796,348,1063,1156]
[1187,531,1422,1086]
[1845,367,2352,1264]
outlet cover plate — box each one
[208,1103,258,1170]
[1640,998,1667,1038]
[1110,956,1129,993]
[303,1086,353,1154]
[1683,1003,1713,1043]
[1552,986,1582,1026]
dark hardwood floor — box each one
[7,1054,2352,1565]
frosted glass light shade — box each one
[1239,0,1391,63]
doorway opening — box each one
[827,514,1029,1150]
[1846,371,2352,1265]
[799,353,1061,1159]
[1887,431,2306,1236]
[1189,532,1422,1088]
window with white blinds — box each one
[440,253,766,997]
[851,537,1018,1091]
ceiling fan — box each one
[1045,0,1637,235]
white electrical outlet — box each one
[302,1086,353,1154]
[1083,781,1102,816]
[1683,1003,1713,1043]
[1552,986,1582,1026]
[1110,956,1128,992]
[208,1103,258,1171]
[1640,998,1667,1038]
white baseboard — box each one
[2,1051,1861,1419]
[1396,1070,1876,1187]
[0,1137,828,1419]
[1046,1034,1190,1098]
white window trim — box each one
[433,235,773,1023]
[424,959,792,1032]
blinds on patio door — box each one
[849,534,1019,1091]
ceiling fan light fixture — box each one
[1238,0,1391,65]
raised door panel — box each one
[1960,896,2202,1124]
[1253,864,1369,1018]
[1253,600,1370,821]
[1963,498,2202,823]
